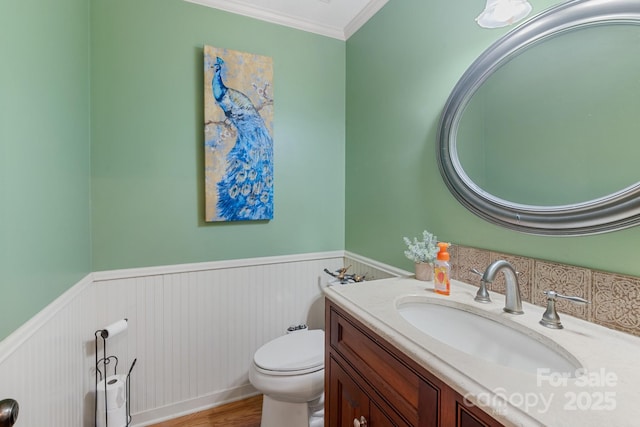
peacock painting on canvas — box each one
[204,46,274,222]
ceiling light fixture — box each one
[476,0,533,28]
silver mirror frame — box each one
[437,0,640,236]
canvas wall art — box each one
[204,46,274,222]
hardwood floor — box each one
[148,394,263,427]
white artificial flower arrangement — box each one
[403,230,439,264]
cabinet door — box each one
[328,357,370,427]
[370,402,397,426]
[458,407,488,427]
[452,393,503,427]
[329,305,426,425]
[328,357,398,427]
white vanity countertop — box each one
[324,277,640,427]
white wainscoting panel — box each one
[0,274,98,427]
[92,253,345,426]
[0,251,398,427]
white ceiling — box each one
[184,0,389,40]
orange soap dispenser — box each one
[434,242,451,296]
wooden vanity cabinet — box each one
[325,300,503,427]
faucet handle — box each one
[545,290,589,304]
[470,268,491,303]
[540,290,590,329]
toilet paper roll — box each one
[97,375,126,413]
[96,404,127,427]
[100,319,128,339]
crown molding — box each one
[344,0,388,39]
[184,0,387,40]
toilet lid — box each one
[254,330,324,374]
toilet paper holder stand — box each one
[95,320,137,427]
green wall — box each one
[0,0,345,340]
[4,0,640,342]
[0,0,92,340]
[345,0,640,277]
[90,0,346,270]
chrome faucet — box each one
[477,260,524,314]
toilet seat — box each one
[253,330,324,376]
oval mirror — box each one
[438,0,640,235]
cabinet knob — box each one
[353,415,367,427]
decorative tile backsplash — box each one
[450,244,640,337]
[592,272,640,335]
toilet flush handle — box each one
[353,415,367,427]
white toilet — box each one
[249,329,325,427]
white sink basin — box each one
[397,300,582,376]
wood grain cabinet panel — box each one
[328,356,398,426]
